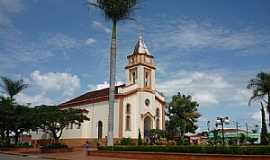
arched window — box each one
[144,69,151,87]
[126,115,131,131]
[129,68,137,84]
[98,121,103,139]
[126,104,131,131]
[156,108,160,117]
[126,104,131,114]
[156,119,160,130]
[156,108,160,129]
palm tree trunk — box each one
[107,19,117,146]
[260,102,268,144]
[14,131,19,145]
[268,93,270,127]
[6,129,10,145]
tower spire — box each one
[133,36,151,55]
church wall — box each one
[31,100,120,143]
[122,93,139,139]
[154,99,164,130]
[138,91,156,136]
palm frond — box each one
[88,0,138,21]
[247,72,270,106]
[0,76,28,99]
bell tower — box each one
[125,36,156,90]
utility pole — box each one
[246,122,249,143]
[207,121,210,133]
[235,121,239,145]
[216,117,230,145]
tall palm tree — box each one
[0,76,28,101]
[89,0,138,146]
[247,72,270,126]
[0,76,28,144]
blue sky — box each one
[0,0,270,132]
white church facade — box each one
[31,37,165,147]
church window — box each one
[129,68,137,84]
[145,99,150,106]
[126,104,131,131]
[126,115,131,131]
[126,104,131,114]
[156,118,160,129]
[144,69,151,87]
[132,72,136,84]
[156,108,160,129]
[98,121,103,139]
[156,108,160,117]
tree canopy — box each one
[35,105,90,142]
[166,92,200,141]
[89,0,137,22]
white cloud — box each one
[30,70,80,96]
[15,92,54,106]
[85,38,96,45]
[88,81,124,91]
[12,70,81,106]
[46,33,79,49]
[92,21,111,33]
[157,71,250,106]
[150,19,270,54]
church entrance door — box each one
[144,116,152,138]
[98,121,103,140]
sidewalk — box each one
[0,149,138,160]
[38,150,138,160]
[2,148,270,160]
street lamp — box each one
[232,120,240,145]
[216,117,229,145]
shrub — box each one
[16,143,32,148]
[119,138,132,145]
[43,143,68,149]
[98,145,270,155]
[138,129,142,145]
[176,138,188,145]
[0,143,32,148]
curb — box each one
[0,151,29,157]
[0,151,68,160]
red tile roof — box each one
[59,85,125,108]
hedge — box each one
[98,145,270,155]
[42,143,68,149]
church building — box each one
[31,37,165,147]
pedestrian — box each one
[85,141,90,156]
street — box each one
[0,154,47,160]
[0,153,138,160]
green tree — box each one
[0,77,28,144]
[10,105,37,145]
[36,105,89,143]
[0,96,14,144]
[166,92,200,141]
[239,133,246,144]
[247,72,270,126]
[89,0,138,146]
